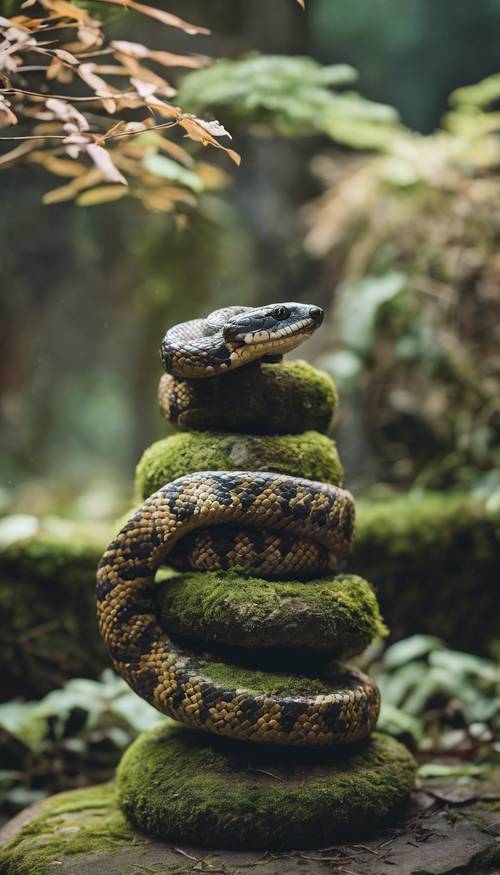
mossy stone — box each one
[158,360,337,434]
[157,571,387,656]
[117,722,416,850]
[136,429,343,499]
[0,784,135,875]
[0,535,108,700]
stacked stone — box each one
[115,359,415,850]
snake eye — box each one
[272,305,290,321]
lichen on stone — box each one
[117,723,417,850]
[135,429,343,500]
[158,359,337,435]
[157,571,387,655]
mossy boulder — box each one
[157,571,386,655]
[0,534,108,700]
[136,430,343,500]
[353,492,500,657]
[0,784,135,875]
[158,360,337,434]
[117,723,416,850]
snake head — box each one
[222,303,324,359]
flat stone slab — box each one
[1,773,498,874]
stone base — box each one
[2,771,499,874]
[116,723,415,850]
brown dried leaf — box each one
[0,139,39,166]
[28,149,87,176]
[53,47,79,64]
[77,62,117,111]
[42,166,103,203]
[86,142,127,183]
[94,0,210,35]
[118,55,176,97]
[76,184,128,205]
[39,0,90,23]
[0,95,18,127]
[46,97,89,130]
[178,114,240,165]
[111,40,208,70]
[46,56,74,82]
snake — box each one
[96,303,380,746]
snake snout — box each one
[309,306,324,325]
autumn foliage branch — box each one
[0,0,304,209]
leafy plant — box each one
[179,54,401,151]
[0,670,164,813]
[0,0,240,210]
[309,77,500,490]
[371,635,500,758]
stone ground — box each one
[1,776,499,875]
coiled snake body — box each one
[97,304,380,746]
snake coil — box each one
[97,304,381,746]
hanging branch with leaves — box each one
[0,0,242,208]
[0,0,305,209]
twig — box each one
[173,847,200,862]
[247,768,283,781]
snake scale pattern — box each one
[97,303,381,746]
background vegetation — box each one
[2,0,500,516]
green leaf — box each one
[111,692,166,733]
[142,153,204,192]
[337,272,407,357]
[450,73,500,109]
[418,762,489,779]
[383,634,442,671]
[377,702,423,743]
[378,662,427,709]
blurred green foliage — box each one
[2,0,500,511]
[373,635,500,759]
[180,54,400,149]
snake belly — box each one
[97,470,381,746]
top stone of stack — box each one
[159,360,338,435]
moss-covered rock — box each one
[117,723,415,850]
[135,429,343,499]
[0,784,136,875]
[158,360,337,435]
[3,776,499,873]
[353,492,500,657]
[157,571,386,655]
[0,535,107,700]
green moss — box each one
[158,359,337,435]
[136,429,343,499]
[354,492,500,656]
[0,535,106,700]
[158,571,386,656]
[0,785,138,875]
[117,723,416,850]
